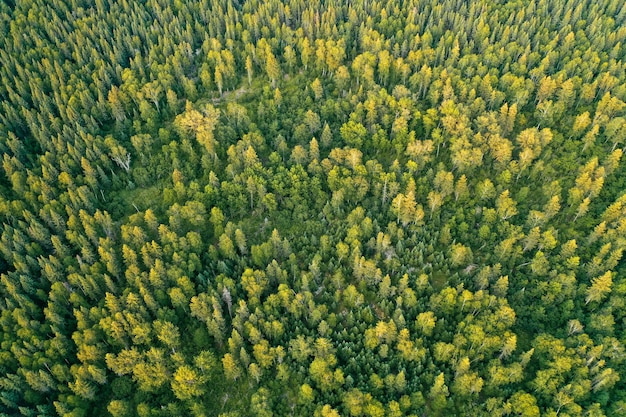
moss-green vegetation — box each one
[1,0,626,416]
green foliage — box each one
[0,0,625,416]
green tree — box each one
[340,121,367,148]
[172,366,206,400]
[585,271,613,305]
[266,49,280,87]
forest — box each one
[0,0,625,415]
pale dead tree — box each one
[567,319,584,336]
[104,136,131,172]
[111,152,131,172]
[222,287,232,318]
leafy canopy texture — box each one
[0,0,625,416]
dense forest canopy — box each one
[1,0,626,415]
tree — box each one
[194,351,216,374]
[450,244,472,267]
[174,102,220,158]
[249,362,262,383]
[572,112,591,138]
[222,354,241,381]
[406,139,434,166]
[299,384,315,405]
[251,387,273,417]
[321,123,333,148]
[241,268,268,304]
[340,121,367,148]
[108,400,130,417]
[266,49,280,87]
[172,366,206,400]
[585,271,613,305]
[429,373,449,412]
[154,320,180,352]
[246,55,254,86]
[335,65,350,92]
[218,234,236,260]
[454,174,469,201]
[496,190,518,220]
[210,207,225,236]
[452,371,483,397]
[320,405,340,417]
[390,191,423,226]
[427,191,443,217]
[477,179,496,200]
[508,392,540,417]
[311,78,323,100]
[108,86,128,122]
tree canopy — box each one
[0,0,625,416]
